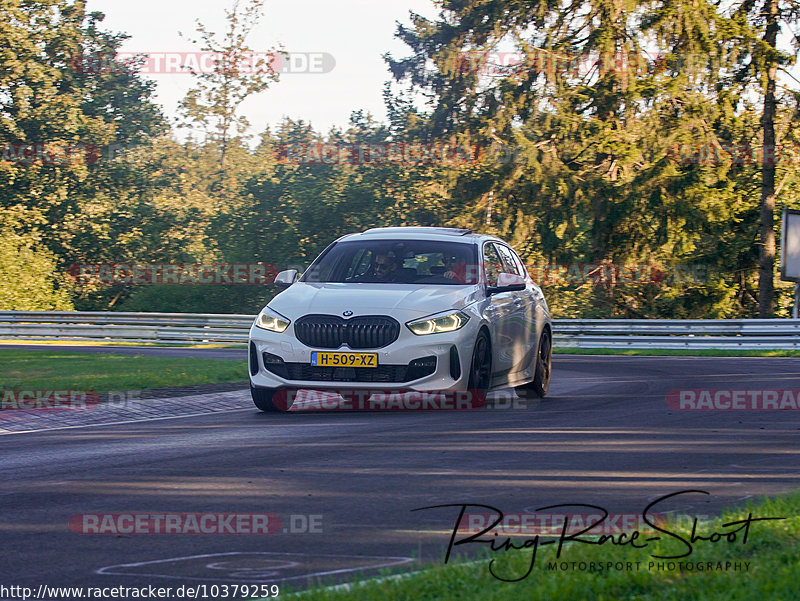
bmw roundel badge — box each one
[343,310,354,317]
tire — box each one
[467,330,492,396]
[515,327,552,399]
[250,384,293,412]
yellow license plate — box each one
[311,352,378,367]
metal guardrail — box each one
[1,312,799,349]
[0,311,254,345]
[554,319,800,350]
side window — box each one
[482,243,505,287]
[495,244,523,277]
[511,250,529,279]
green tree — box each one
[384,0,800,318]
[0,214,73,310]
[726,0,800,316]
[178,0,283,174]
[0,0,166,270]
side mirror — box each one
[274,269,299,288]
[488,272,526,294]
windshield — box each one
[300,239,479,285]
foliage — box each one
[0,214,73,310]
[1,1,799,317]
[178,0,282,174]
[383,0,800,317]
[291,491,800,600]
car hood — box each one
[267,282,483,320]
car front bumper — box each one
[248,320,479,392]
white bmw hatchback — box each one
[248,227,552,411]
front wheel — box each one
[467,330,492,395]
[515,328,552,399]
[250,384,294,412]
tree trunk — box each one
[758,0,779,318]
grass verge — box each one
[0,339,244,349]
[0,349,246,392]
[290,491,800,600]
[555,347,800,357]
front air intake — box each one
[449,345,461,380]
[249,342,259,376]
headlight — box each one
[407,311,470,336]
[255,307,290,333]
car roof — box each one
[339,227,493,244]
[363,226,472,236]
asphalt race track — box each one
[1,353,799,594]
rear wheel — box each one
[250,384,294,412]
[515,328,552,399]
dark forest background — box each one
[2,0,800,318]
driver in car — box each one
[443,254,468,284]
[355,252,403,282]
[374,252,400,281]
